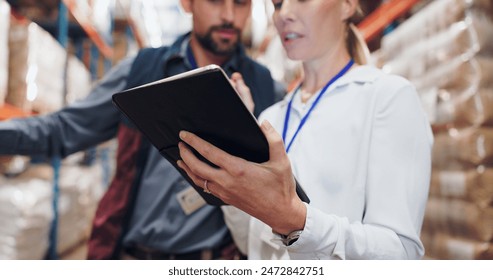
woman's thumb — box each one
[260,120,286,162]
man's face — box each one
[184,0,252,56]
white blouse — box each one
[222,65,433,259]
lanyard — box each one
[282,59,354,153]
[186,43,198,69]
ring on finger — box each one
[203,179,211,194]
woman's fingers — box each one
[179,122,289,186]
[177,141,218,180]
[179,132,226,168]
[177,159,224,198]
[179,131,245,177]
[176,159,206,190]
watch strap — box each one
[274,229,303,246]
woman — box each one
[177,0,433,259]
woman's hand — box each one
[230,72,255,114]
[177,120,306,235]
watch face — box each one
[283,230,303,246]
[286,238,299,246]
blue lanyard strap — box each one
[186,43,198,69]
[282,59,354,153]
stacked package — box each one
[0,154,104,260]
[7,14,91,114]
[0,0,9,107]
[378,0,493,259]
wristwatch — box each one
[278,230,303,246]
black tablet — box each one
[112,65,309,206]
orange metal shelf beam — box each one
[358,0,421,42]
[0,104,32,121]
[62,0,114,58]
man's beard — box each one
[196,24,241,56]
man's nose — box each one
[220,0,235,23]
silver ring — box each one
[203,179,211,194]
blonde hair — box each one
[346,5,370,65]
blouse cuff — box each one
[286,203,346,259]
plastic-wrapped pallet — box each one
[7,15,91,114]
[381,12,493,82]
[411,55,493,98]
[7,16,65,114]
[380,0,493,63]
[0,156,104,260]
[377,0,493,259]
[0,0,9,106]
[0,175,52,259]
[410,57,493,130]
[379,11,493,131]
[1,3,102,260]
[56,162,105,254]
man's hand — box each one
[230,72,255,114]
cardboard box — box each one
[430,168,493,207]
[6,14,92,115]
[421,232,493,260]
[424,198,493,242]
[433,128,493,169]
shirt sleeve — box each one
[285,80,433,259]
[0,57,135,157]
[221,205,251,255]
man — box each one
[0,0,277,259]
